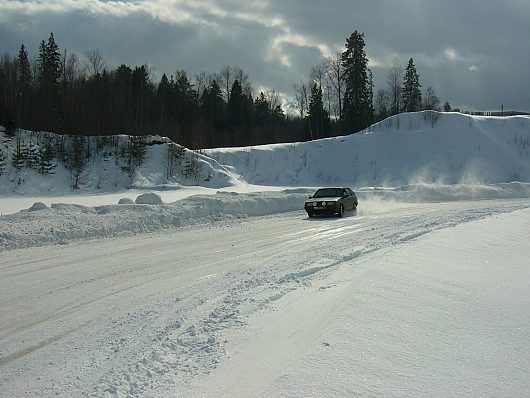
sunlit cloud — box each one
[444,48,461,62]
[0,1,529,111]
[0,0,139,17]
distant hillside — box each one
[1,111,530,195]
[0,129,238,195]
[206,111,530,187]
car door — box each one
[342,188,353,210]
[349,189,358,207]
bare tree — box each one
[375,88,390,121]
[216,65,251,102]
[325,51,345,131]
[293,82,312,139]
[217,65,233,102]
[386,58,403,115]
[293,82,309,119]
[194,71,208,106]
[62,50,82,85]
[85,49,105,76]
[264,90,282,113]
[423,86,440,111]
[233,66,252,98]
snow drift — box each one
[0,190,310,251]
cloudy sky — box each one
[1,0,529,112]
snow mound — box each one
[135,192,164,205]
[118,198,135,205]
[28,202,49,211]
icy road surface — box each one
[1,199,530,397]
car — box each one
[304,187,358,218]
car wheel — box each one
[307,212,314,218]
[337,204,344,217]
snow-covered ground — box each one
[2,198,529,397]
[1,112,530,397]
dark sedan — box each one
[304,187,358,218]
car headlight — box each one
[306,202,315,207]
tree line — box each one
[0,31,448,148]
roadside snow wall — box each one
[0,191,309,251]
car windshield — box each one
[313,188,342,198]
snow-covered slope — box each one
[2,199,529,397]
[0,130,239,196]
[207,112,530,186]
[2,112,530,198]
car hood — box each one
[306,197,341,202]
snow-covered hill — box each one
[0,130,239,196]
[1,112,530,199]
[206,111,530,186]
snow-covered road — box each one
[1,198,530,397]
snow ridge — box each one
[0,191,309,251]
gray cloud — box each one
[1,0,529,111]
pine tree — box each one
[342,31,372,133]
[200,80,225,132]
[228,80,245,128]
[17,44,32,127]
[157,73,172,122]
[4,119,16,138]
[131,65,150,133]
[254,92,270,125]
[37,33,62,130]
[68,135,87,188]
[121,135,146,178]
[308,82,330,139]
[12,136,26,170]
[23,141,40,169]
[443,101,452,112]
[130,135,146,169]
[166,142,179,179]
[0,146,6,175]
[401,58,422,112]
[184,151,202,182]
[39,137,56,175]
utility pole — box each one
[501,104,504,117]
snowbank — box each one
[357,181,530,203]
[2,182,530,251]
[0,191,310,251]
